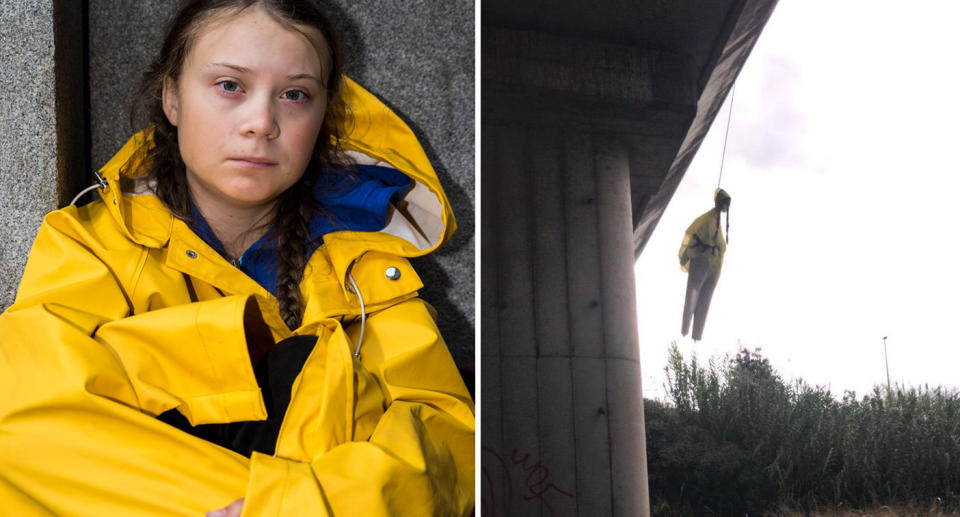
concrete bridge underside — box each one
[481,1,779,515]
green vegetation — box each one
[645,344,960,516]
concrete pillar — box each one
[482,126,648,516]
[482,28,660,516]
[0,0,86,309]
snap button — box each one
[185,250,198,259]
[385,266,401,280]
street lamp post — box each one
[883,336,891,395]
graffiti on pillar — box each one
[481,446,511,517]
[481,445,575,516]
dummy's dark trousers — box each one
[681,256,719,341]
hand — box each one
[206,498,244,517]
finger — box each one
[206,498,244,517]
[225,498,244,517]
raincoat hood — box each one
[95,76,455,292]
[714,188,731,205]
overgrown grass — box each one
[645,344,960,516]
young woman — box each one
[0,1,474,515]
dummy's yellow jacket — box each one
[0,77,474,516]
[678,208,726,275]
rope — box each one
[717,83,736,189]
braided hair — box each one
[131,0,351,329]
[713,189,731,244]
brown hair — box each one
[132,0,350,329]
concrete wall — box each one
[482,126,648,516]
[0,1,86,309]
[1,0,474,366]
[0,3,55,303]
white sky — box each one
[635,1,960,400]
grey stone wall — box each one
[0,3,58,308]
[324,2,475,367]
[3,0,473,365]
[0,1,86,310]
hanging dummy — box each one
[679,189,730,341]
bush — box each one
[646,344,960,515]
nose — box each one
[239,95,279,139]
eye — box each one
[216,80,242,94]
[281,89,309,102]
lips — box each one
[229,156,278,168]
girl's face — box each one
[162,6,330,214]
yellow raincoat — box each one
[0,77,474,516]
[678,197,729,341]
[678,209,726,275]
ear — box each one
[162,76,180,126]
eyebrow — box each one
[205,62,322,84]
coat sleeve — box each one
[4,208,270,425]
[678,216,701,271]
[0,210,274,516]
[240,297,475,517]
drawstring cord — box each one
[70,172,108,206]
[347,271,366,357]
